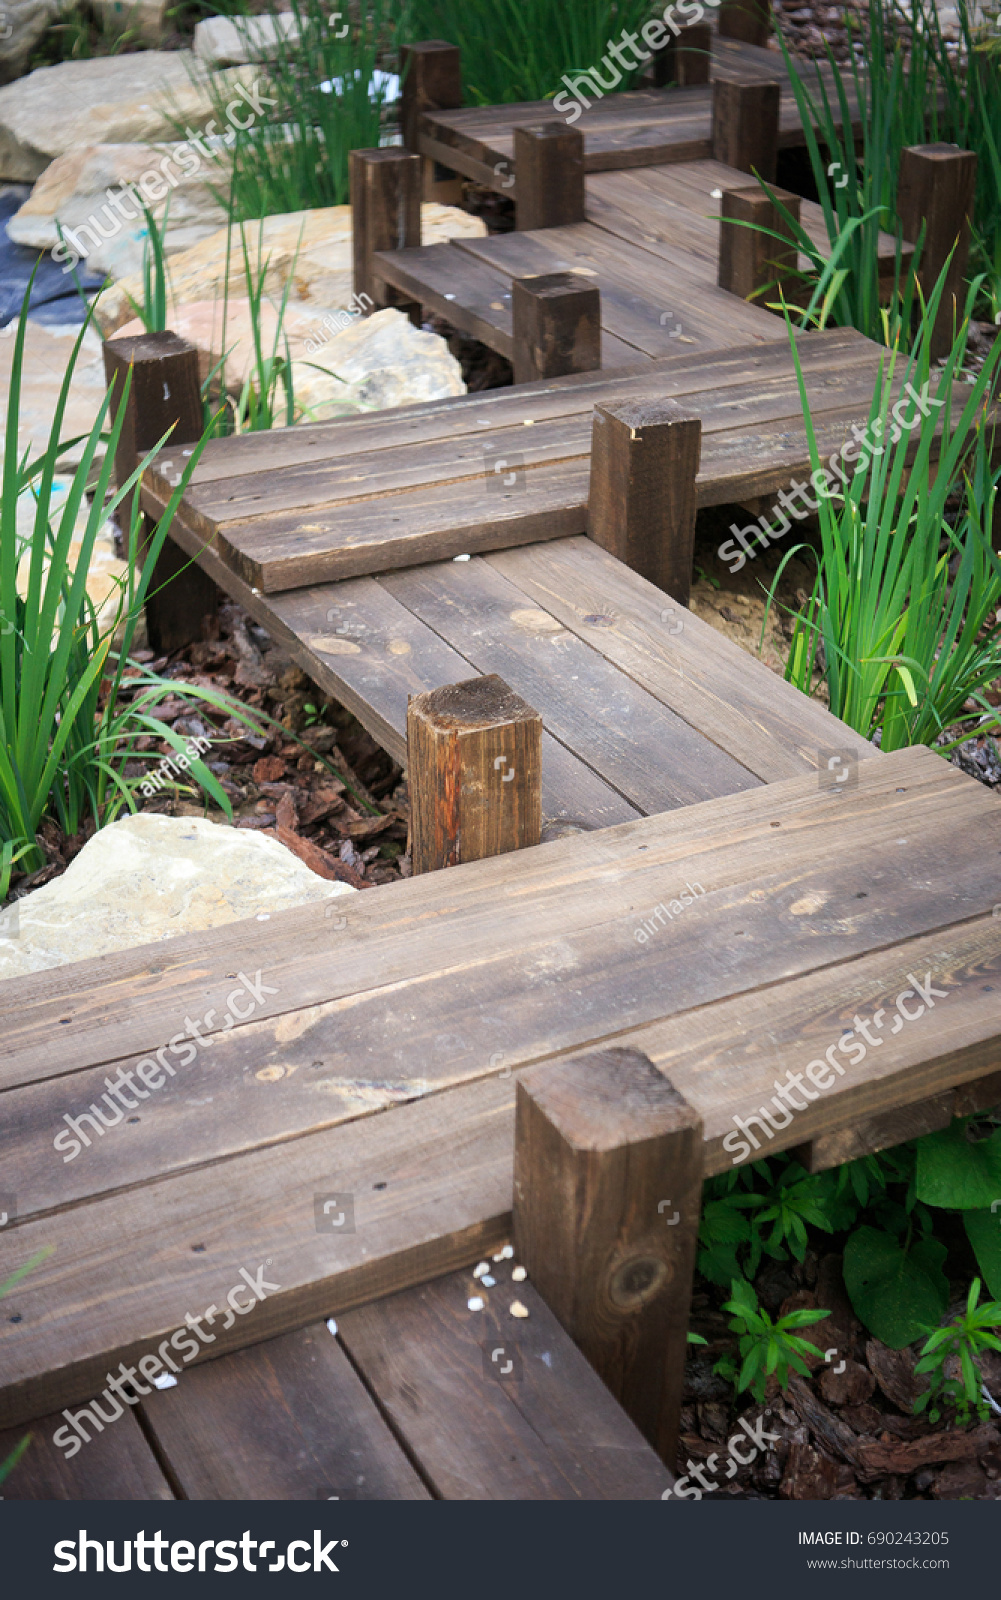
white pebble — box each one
[500,1244,514,1259]
[509,1300,529,1319]
[511,1266,527,1282]
[481,1274,496,1287]
[467,1296,485,1312]
[326,1317,338,1336]
[492,1250,505,1262]
[152,1374,178,1390]
[472,1261,490,1279]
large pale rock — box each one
[114,301,465,419]
[95,200,487,335]
[0,0,60,87]
[0,317,107,468]
[194,12,299,66]
[0,52,258,182]
[7,141,229,280]
[0,813,354,979]
[92,0,170,47]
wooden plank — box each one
[337,1270,673,1499]
[792,1091,956,1173]
[484,536,871,781]
[0,1406,172,1499]
[0,743,958,1100]
[373,241,514,355]
[0,1076,516,1429]
[377,554,761,812]
[139,1322,430,1499]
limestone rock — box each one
[194,12,299,66]
[0,812,355,979]
[0,0,60,88]
[114,301,465,419]
[91,0,170,48]
[7,141,228,280]
[94,200,487,335]
[0,53,258,182]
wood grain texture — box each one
[401,40,462,154]
[792,1091,956,1172]
[587,398,701,605]
[897,143,978,359]
[337,1269,674,1499]
[514,1048,703,1466]
[719,184,801,304]
[139,1322,430,1499]
[349,147,422,310]
[712,77,780,180]
[652,25,712,88]
[514,123,586,231]
[407,674,542,872]
[0,1406,172,1499]
[511,270,601,384]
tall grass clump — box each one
[0,287,264,896]
[199,0,398,220]
[764,275,1001,753]
[397,0,657,105]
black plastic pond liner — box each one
[0,185,105,328]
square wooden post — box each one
[102,330,218,653]
[407,674,542,874]
[587,398,702,607]
[513,1047,704,1468]
[349,147,422,316]
[651,24,711,86]
[514,123,585,232]
[400,40,464,203]
[897,143,978,359]
[719,183,802,307]
[718,0,772,47]
[713,77,780,182]
[512,271,601,385]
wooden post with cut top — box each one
[349,147,422,319]
[718,0,772,47]
[588,398,702,607]
[514,123,585,232]
[897,143,978,360]
[712,77,780,182]
[407,675,542,875]
[512,271,601,385]
[513,1047,704,1468]
[400,40,464,203]
[651,23,711,86]
[102,330,218,653]
[719,183,802,307]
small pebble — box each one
[481,1274,496,1287]
[492,1250,505,1262]
[326,1317,338,1336]
[509,1300,529,1319]
[472,1261,490,1279]
[153,1374,178,1390]
[512,1266,527,1282]
[500,1244,514,1259]
[467,1296,485,1312]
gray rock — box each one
[193,12,298,67]
[0,812,354,980]
[290,307,466,420]
[0,0,60,87]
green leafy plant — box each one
[763,277,1001,753]
[913,1278,1001,1424]
[0,283,269,882]
[715,1278,830,1403]
[398,0,656,105]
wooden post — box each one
[349,148,422,318]
[514,123,585,232]
[512,271,601,385]
[651,23,712,87]
[102,330,218,653]
[712,77,780,182]
[587,398,701,607]
[718,0,771,47]
[718,183,802,308]
[400,40,464,203]
[897,143,978,359]
[406,674,542,875]
[513,1047,704,1467]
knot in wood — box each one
[608,1252,672,1309]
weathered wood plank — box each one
[139,1322,431,1499]
[337,1270,673,1499]
[0,1406,173,1499]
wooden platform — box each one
[419,37,861,190]
[3,746,1000,1465]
